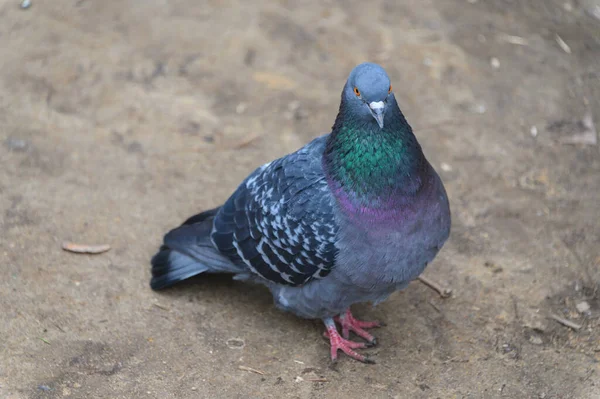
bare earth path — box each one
[1,1,599,398]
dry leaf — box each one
[62,242,111,254]
[252,72,297,90]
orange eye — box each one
[353,87,361,97]
[388,84,392,94]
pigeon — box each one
[150,63,451,363]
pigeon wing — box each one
[210,136,339,286]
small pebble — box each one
[530,126,538,137]
[440,162,453,172]
[490,57,500,69]
[473,104,486,114]
[576,301,590,314]
[21,0,31,9]
[226,338,245,349]
[236,102,247,114]
[4,137,29,151]
[586,3,600,21]
[191,387,197,391]
[529,335,543,345]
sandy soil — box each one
[1,0,600,398]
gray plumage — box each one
[151,62,451,363]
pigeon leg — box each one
[323,318,374,364]
[334,309,383,345]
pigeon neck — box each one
[323,98,426,212]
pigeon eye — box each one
[388,84,392,94]
[353,87,361,97]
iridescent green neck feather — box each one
[323,96,425,208]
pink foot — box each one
[323,319,374,364]
[334,309,383,345]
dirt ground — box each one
[1,0,600,398]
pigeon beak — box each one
[369,101,385,129]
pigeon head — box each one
[326,62,424,202]
[343,63,393,129]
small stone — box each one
[576,301,590,314]
[191,387,197,391]
[236,102,248,114]
[473,104,486,114]
[21,0,32,9]
[440,162,452,172]
[287,101,300,112]
[522,311,548,333]
[584,1,600,21]
[530,126,538,137]
[226,338,245,349]
[294,376,304,383]
[529,335,543,345]
[490,57,500,69]
[4,137,29,151]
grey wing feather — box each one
[210,135,339,286]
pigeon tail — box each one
[150,207,241,290]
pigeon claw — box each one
[335,309,383,345]
[325,326,374,364]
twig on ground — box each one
[62,242,111,254]
[555,34,572,54]
[428,300,442,313]
[550,314,582,331]
[231,133,263,149]
[496,33,528,46]
[238,365,266,375]
[417,275,452,298]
